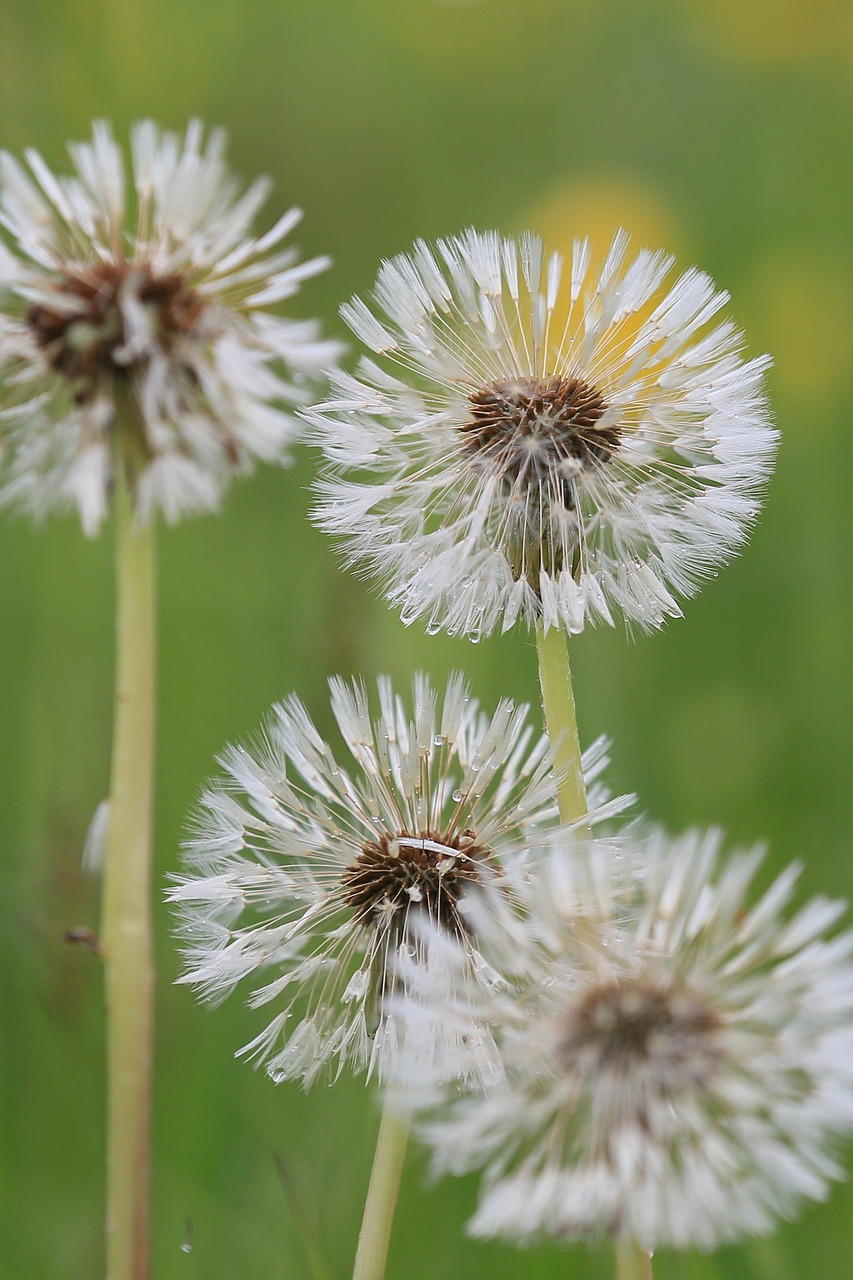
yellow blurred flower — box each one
[522,172,688,372]
[682,0,853,66]
[524,171,687,264]
[744,248,853,408]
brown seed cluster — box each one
[27,260,205,401]
[557,978,723,1092]
[460,374,619,504]
[341,828,491,935]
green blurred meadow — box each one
[1,0,853,1275]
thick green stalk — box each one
[101,472,156,1280]
[351,1105,410,1280]
[535,622,588,827]
[616,1240,654,1280]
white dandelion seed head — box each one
[309,228,777,637]
[0,119,343,534]
[401,827,853,1250]
[167,672,631,1088]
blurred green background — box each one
[1,0,852,1276]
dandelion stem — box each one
[101,467,156,1280]
[351,1104,410,1280]
[535,622,588,827]
[616,1240,654,1280]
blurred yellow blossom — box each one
[744,249,853,407]
[524,171,687,262]
[521,172,689,381]
[682,0,852,65]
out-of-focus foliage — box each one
[1,0,851,1276]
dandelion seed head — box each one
[310,229,777,636]
[168,673,631,1087]
[0,120,342,533]
[398,827,853,1250]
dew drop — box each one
[343,969,369,1001]
[451,789,464,803]
[432,735,444,746]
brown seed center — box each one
[459,375,619,501]
[557,979,723,1090]
[27,260,205,400]
[341,828,491,934]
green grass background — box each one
[1,0,852,1275]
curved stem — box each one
[351,1104,410,1280]
[535,622,588,828]
[616,1239,654,1280]
[101,472,156,1280]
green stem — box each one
[351,1104,410,1280]
[535,622,588,827]
[101,471,156,1280]
[616,1239,654,1280]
